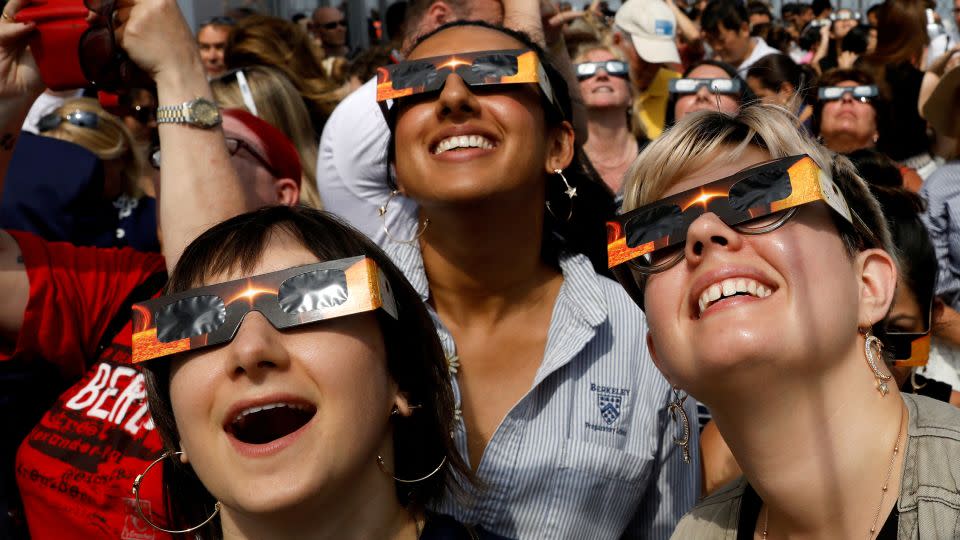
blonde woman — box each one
[1,97,158,251]
[610,105,960,537]
[211,65,323,209]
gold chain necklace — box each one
[760,402,906,539]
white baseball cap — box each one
[615,0,681,65]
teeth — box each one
[233,402,311,423]
[433,134,495,154]
[697,277,773,316]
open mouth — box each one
[432,134,497,155]
[697,277,773,317]
[225,402,317,445]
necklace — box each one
[760,402,906,539]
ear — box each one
[425,1,454,28]
[739,21,751,36]
[274,177,301,207]
[778,81,796,102]
[392,392,416,418]
[855,248,898,328]
[544,120,576,174]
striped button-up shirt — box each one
[386,240,699,539]
[920,161,960,308]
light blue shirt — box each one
[920,161,960,308]
[386,239,699,539]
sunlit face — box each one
[169,234,400,515]
[312,8,347,48]
[642,146,861,403]
[392,26,563,209]
[703,22,752,66]
[577,49,632,111]
[198,25,230,77]
[819,79,878,153]
[674,64,742,121]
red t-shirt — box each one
[3,231,172,540]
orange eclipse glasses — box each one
[375,49,558,113]
[607,155,853,272]
[131,257,398,363]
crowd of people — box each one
[0,0,959,538]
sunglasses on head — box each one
[376,49,559,115]
[132,257,398,363]
[669,78,742,95]
[79,0,151,91]
[37,110,100,132]
[607,155,853,306]
[818,85,878,102]
[575,60,629,80]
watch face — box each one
[192,99,222,127]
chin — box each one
[222,475,324,515]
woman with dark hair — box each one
[665,60,757,127]
[812,67,888,155]
[746,53,814,128]
[860,0,934,173]
[613,104,960,537]
[378,20,697,538]
[136,206,473,538]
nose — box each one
[684,212,744,265]
[694,84,714,102]
[593,67,610,80]
[226,311,290,379]
[435,73,481,119]
[840,91,854,103]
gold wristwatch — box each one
[156,97,222,128]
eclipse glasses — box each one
[574,60,629,80]
[669,78,742,95]
[132,257,398,363]
[817,85,878,102]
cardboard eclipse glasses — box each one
[131,257,398,363]
[375,49,558,113]
[575,60,629,80]
[669,78,743,95]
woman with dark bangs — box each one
[136,206,476,539]
[375,20,698,539]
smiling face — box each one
[674,65,742,121]
[577,49,632,111]
[168,233,401,515]
[642,145,862,401]
[392,25,570,208]
[819,79,878,153]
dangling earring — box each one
[862,329,892,396]
[545,168,576,222]
[667,386,691,464]
[376,455,447,483]
[378,190,429,245]
[132,451,221,534]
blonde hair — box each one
[40,97,145,198]
[622,104,894,260]
[571,39,628,64]
[211,66,323,209]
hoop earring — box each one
[863,330,892,396]
[131,451,221,534]
[376,455,447,483]
[545,168,577,222]
[378,190,429,245]
[667,386,691,464]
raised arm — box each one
[114,0,244,269]
[503,0,589,143]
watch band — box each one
[156,103,189,124]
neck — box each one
[219,461,416,540]
[418,193,560,325]
[823,133,874,154]
[708,339,906,537]
[583,112,636,192]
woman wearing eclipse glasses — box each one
[664,60,756,126]
[572,41,644,196]
[610,104,960,537]
[375,20,697,539]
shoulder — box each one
[903,393,960,486]
[319,78,384,148]
[559,253,647,330]
[672,477,746,538]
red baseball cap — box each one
[221,108,302,185]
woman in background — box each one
[211,65,323,208]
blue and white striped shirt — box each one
[386,240,699,539]
[920,161,960,308]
